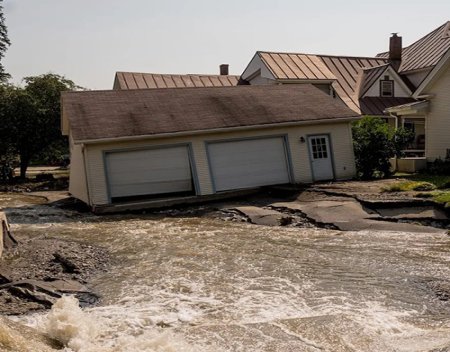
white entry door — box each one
[207,137,291,192]
[308,135,334,181]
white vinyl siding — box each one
[105,146,192,199]
[78,122,356,206]
[207,137,290,191]
[423,62,450,161]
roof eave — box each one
[73,116,360,145]
[413,48,450,98]
[384,101,429,115]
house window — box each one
[403,121,415,133]
[380,80,394,97]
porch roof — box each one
[384,100,429,115]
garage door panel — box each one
[109,179,192,198]
[106,146,193,198]
[208,137,290,192]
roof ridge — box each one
[64,84,320,95]
[257,50,388,61]
[361,63,390,71]
[115,71,240,77]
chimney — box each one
[220,64,229,76]
[389,33,402,71]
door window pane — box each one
[311,137,328,159]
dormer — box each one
[356,64,412,99]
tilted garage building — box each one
[61,84,359,212]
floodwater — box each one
[1,194,450,351]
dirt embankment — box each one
[0,234,109,315]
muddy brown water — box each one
[1,193,450,351]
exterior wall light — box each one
[300,136,306,143]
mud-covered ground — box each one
[0,233,109,315]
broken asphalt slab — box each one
[0,279,90,308]
[232,206,291,226]
[272,199,445,234]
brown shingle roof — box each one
[377,21,450,73]
[257,51,389,113]
[63,85,359,142]
[114,72,240,89]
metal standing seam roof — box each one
[114,72,240,89]
[377,21,450,73]
[257,52,389,113]
[359,97,416,116]
[317,55,390,113]
[62,85,359,142]
[258,52,336,80]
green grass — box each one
[432,191,450,205]
[387,174,450,206]
[384,181,437,192]
[399,174,450,189]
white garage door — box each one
[105,146,193,199]
[208,137,291,192]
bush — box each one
[352,117,414,180]
[426,158,450,175]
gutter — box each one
[384,101,429,115]
[73,116,361,145]
[415,94,434,100]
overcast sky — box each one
[3,0,449,89]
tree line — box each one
[0,1,81,182]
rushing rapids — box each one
[1,195,450,351]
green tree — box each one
[0,0,10,82]
[0,74,81,179]
[352,116,414,180]
[0,85,16,181]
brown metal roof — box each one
[359,97,416,116]
[257,52,388,113]
[114,72,240,90]
[377,21,450,73]
[63,85,359,142]
[259,52,336,80]
[318,55,390,113]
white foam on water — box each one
[35,296,213,352]
[44,295,99,351]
